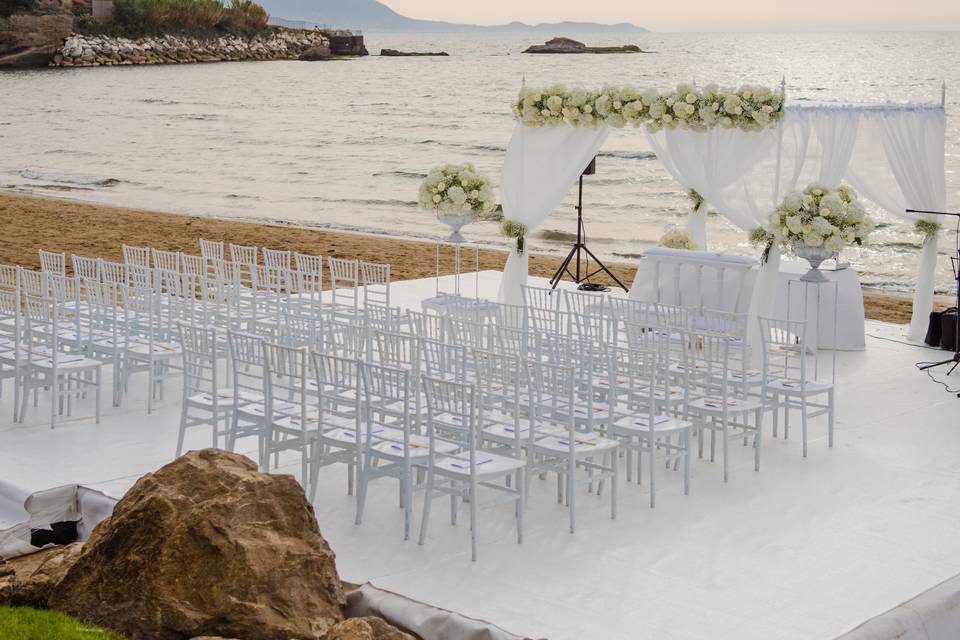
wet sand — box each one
[0,192,935,324]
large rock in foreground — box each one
[0,14,72,69]
[50,449,346,640]
[325,617,416,640]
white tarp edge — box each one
[0,482,117,560]
[347,582,539,640]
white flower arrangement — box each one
[418,163,497,218]
[751,183,874,261]
[513,82,784,133]
[659,226,698,251]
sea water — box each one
[2,30,958,294]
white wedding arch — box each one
[497,81,948,343]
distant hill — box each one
[260,0,647,32]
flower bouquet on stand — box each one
[659,225,698,251]
[419,163,498,243]
[752,184,874,282]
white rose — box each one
[546,95,563,112]
[447,185,467,205]
[432,195,441,204]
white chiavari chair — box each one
[525,359,619,533]
[38,250,66,276]
[18,268,46,299]
[71,255,98,282]
[360,260,391,310]
[355,362,457,540]
[98,260,127,288]
[85,279,125,406]
[151,249,180,275]
[122,244,152,269]
[0,264,17,293]
[758,317,835,458]
[328,257,360,320]
[308,352,368,502]
[176,322,237,456]
[199,238,225,262]
[226,331,271,458]
[0,290,21,419]
[292,253,324,315]
[120,283,181,413]
[262,247,292,271]
[418,376,525,561]
[17,293,102,428]
[608,344,692,506]
[229,243,259,293]
[685,329,764,482]
[420,338,469,383]
[262,342,315,488]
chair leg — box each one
[469,481,478,562]
[516,470,524,544]
[568,456,576,534]
[418,468,435,546]
[610,450,618,520]
[649,440,656,509]
[403,467,413,541]
[801,395,809,458]
[354,462,369,526]
[827,389,835,448]
[94,368,101,424]
[683,430,691,496]
[722,417,729,483]
[754,408,763,472]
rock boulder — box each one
[50,449,346,640]
[523,36,642,54]
[12,543,83,608]
[0,13,72,68]
[324,616,416,640]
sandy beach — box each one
[0,191,935,324]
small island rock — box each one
[523,36,642,54]
[380,49,449,57]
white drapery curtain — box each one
[646,126,779,250]
[846,107,947,341]
[496,124,610,305]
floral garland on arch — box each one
[914,219,941,241]
[750,183,874,263]
[513,83,784,132]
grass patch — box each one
[0,607,124,640]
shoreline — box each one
[0,191,937,324]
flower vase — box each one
[439,212,475,244]
[794,245,836,283]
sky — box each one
[383,0,960,31]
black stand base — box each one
[919,353,960,376]
[548,175,628,293]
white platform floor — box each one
[2,271,959,640]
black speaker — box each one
[941,308,958,352]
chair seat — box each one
[323,424,401,446]
[689,396,762,414]
[187,389,260,408]
[126,342,181,357]
[370,435,458,460]
[238,399,298,419]
[612,414,692,436]
[434,451,525,477]
[533,432,619,456]
[30,353,102,371]
[767,378,833,394]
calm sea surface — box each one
[2,31,959,293]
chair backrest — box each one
[0,264,17,293]
[523,285,561,312]
[493,302,527,331]
[151,249,180,274]
[682,328,734,400]
[98,260,127,287]
[312,352,362,441]
[229,244,258,289]
[525,359,575,443]
[328,257,359,312]
[180,254,207,281]
[177,322,220,401]
[0,290,21,346]
[447,316,491,352]
[360,261,391,309]
[327,320,367,360]
[564,290,607,344]
[294,253,324,295]
[422,375,477,452]
[17,268,46,298]
[46,273,78,306]
[420,338,468,382]
[360,361,412,450]
[758,317,808,385]
[262,248,292,270]
[472,349,523,449]
[71,255,98,281]
[38,250,66,276]
[372,330,420,373]
[282,312,325,350]
[264,341,310,424]
[228,331,268,406]
[127,264,154,291]
[122,244,152,268]
[199,238,225,261]
[407,310,445,342]
[85,279,121,349]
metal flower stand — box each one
[786,275,839,384]
[421,240,498,320]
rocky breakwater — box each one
[52,29,331,67]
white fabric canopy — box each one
[496,124,610,305]
[498,97,947,342]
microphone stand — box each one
[906,209,960,375]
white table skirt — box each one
[774,260,865,351]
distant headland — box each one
[256,0,646,33]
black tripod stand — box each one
[549,158,628,292]
[908,209,960,376]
